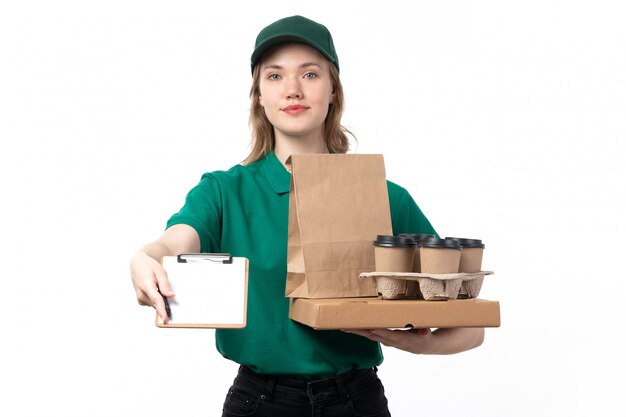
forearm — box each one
[423,327,485,354]
[130,225,200,322]
[138,241,175,262]
[344,327,485,355]
[135,224,201,262]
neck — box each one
[273,130,329,167]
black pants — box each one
[221,365,392,417]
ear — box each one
[259,94,264,108]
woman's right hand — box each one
[130,225,201,323]
[130,251,175,323]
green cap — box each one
[251,15,339,75]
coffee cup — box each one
[445,237,485,273]
[445,237,485,298]
[419,237,462,274]
[398,233,436,273]
[372,235,416,298]
[373,235,416,272]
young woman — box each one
[131,15,484,416]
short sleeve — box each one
[387,181,438,237]
[166,173,222,252]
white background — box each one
[1,1,625,416]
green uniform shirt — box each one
[167,151,437,377]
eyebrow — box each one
[262,62,323,71]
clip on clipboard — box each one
[156,253,249,328]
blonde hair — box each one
[242,58,353,165]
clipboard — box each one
[156,253,249,328]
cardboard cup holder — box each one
[374,276,409,300]
[360,271,493,300]
[458,275,485,299]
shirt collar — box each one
[258,150,291,194]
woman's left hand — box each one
[342,327,485,355]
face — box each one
[258,43,335,142]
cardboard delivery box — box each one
[289,297,500,330]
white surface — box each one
[161,256,246,326]
[1,1,624,416]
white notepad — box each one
[156,254,249,328]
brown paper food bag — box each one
[285,154,393,298]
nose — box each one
[285,77,303,100]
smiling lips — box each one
[282,104,308,114]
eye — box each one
[303,72,317,79]
[267,73,281,80]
